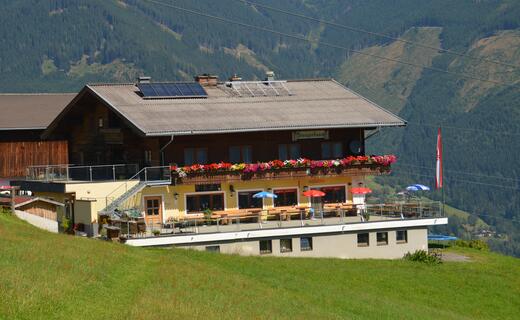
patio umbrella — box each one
[350,187,372,194]
[406,184,430,191]
[303,189,326,197]
[253,191,278,199]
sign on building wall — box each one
[292,130,329,141]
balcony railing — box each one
[26,164,140,182]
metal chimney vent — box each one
[138,76,152,84]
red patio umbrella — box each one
[303,189,326,197]
[350,187,372,195]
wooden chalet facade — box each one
[0,94,73,178]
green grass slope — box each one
[1,214,519,320]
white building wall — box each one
[179,227,428,259]
[15,210,59,233]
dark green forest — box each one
[1,0,519,256]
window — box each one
[300,237,313,251]
[377,232,388,246]
[98,117,104,128]
[357,233,369,247]
[195,184,221,192]
[314,186,346,204]
[145,198,160,216]
[186,193,224,213]
[278,144,301,160]
[321,142,343,159]
[238,190,263,209]
[273,188,298,207]
[280,239,293,253]
[396,230,408,244]
[260,240,272,254]
[229,145,252,163]
[144,150,152,164]
[108,112,120,128]
[184,148,208,165]
[206,245,220,253]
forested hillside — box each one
[1,0,519,255]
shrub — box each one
[203,208,213,224]
[404,250,442,265]
[60,217,70,232]
[152,229,160,236]
[455,239,489,251]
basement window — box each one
[280,239,293,253]
[357,233,369,247]
[396,230,408,244]
[377,232,388,246]
[259,240,272,254]
[206,245,220,253]
[300,237,313,251]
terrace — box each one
[108,200,445,246]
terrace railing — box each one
[26,164,139,182]
[113,200,444,239]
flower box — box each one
[170,155,396,184]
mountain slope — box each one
[337,26,520,256]
[1,213,519,320]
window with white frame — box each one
[273,188,298,207]
[186,193,224,213]
[238,190,263,209]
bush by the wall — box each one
[404,250,442,265]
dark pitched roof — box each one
[0,94,75,130]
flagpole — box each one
[440,126,445,217]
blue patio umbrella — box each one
[406,184,431,192]
[253,191,278,198]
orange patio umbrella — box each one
[350,187,372,195]
[303,189,326,197]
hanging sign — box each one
[292,130,329,141]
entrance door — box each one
[144,196,163,226]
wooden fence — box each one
[0,141,68,178]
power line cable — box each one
[140,0,519,88]
[391,170,520,190]
[233,0,520,70]
[406,122,520,137]
[395,163,520,182]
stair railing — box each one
[102,166,172,212]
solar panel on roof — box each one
[137,82,207,99]
[138,84,157,97]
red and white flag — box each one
[435,128,443,189]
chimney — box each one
[195,74,218,86]
[138,76,151,84]
[229,74,242,82]
[265,71,275,82]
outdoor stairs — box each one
[100,179,170,218]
